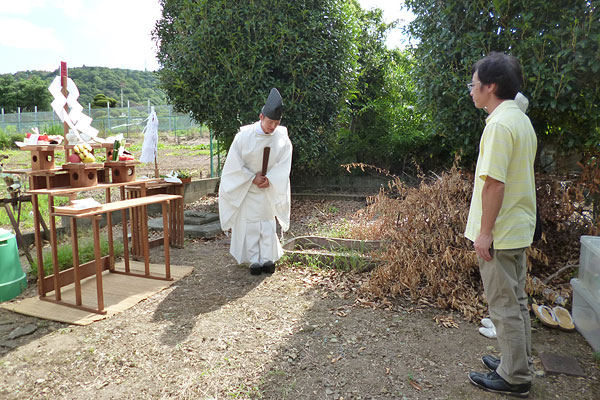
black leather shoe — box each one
[250,263,262,275]
[262,261,275,274]
[482,355,501,371]
[468,370,530,398]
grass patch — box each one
[280,249,374,273]
[188,149,211,156]
[170,144,209,151]
[28,230,124,278]
[313,218,353,238]
[0,196,70,231]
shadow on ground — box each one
[151,241,266,346]
[250,269,600,400]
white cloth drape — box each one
[140,106,159,163]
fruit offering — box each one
[73,143,96,163]
[24,131,64,144]
[119,150,135,161]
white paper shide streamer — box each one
[48,76,99,143]
[140,106,159,163]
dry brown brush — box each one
[528,153,600,304]
[347,156,600,322]
[348,163,486,321]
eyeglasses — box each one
[467,81,481,91]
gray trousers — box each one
[479,247,532,385]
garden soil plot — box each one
[1,197,599,399]
[135,136,213,179]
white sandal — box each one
[552,306,575,331]
[533,304,559,328]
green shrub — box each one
[0,127,25,150]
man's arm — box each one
[474,176,505,261]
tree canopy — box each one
[0,75,51,113]
[405,0,600,165]
[154,0,361,175]
[336,8,430,172]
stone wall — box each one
[292,175,391,194]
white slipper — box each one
[481,318,495,329]
[479,326,497,339]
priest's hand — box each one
[252,174,270,188]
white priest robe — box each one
[218,121,293,264]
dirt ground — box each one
[134,136,214,180]
[1,150,599,398]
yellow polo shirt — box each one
[465,100,537,249]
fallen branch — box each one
[543,262,578,285]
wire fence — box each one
[0,101,207,142]
[0,102,226,177]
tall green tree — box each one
[336,7,431,172]
[405,0,600,166]
[0,75,16,112]
[0,75,51,113]
[13,76,51,112]
[153,0,361,175]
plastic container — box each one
[579,236,600,300]
[570,278,600,352]
[0,229,27,302]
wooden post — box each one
[70,217,82,305]
[48,195,60,301]
[142,203,150,276]
[162,201,171,280]
[92,216,104,312]
[105,187,114,271]
[31,194,45,296]
[120,186,130,273]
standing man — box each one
[219,88,293,275]
[464,52,537,398]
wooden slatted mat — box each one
[1,261,193,325]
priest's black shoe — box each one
[468,370,530,398]
[482,355,500,371]
[250,263,262,275]
[262,261,275,274]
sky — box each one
[0,0,415,75]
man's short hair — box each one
[472,52,523,100]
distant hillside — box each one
[10,66,167,108]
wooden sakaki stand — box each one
[125,180,185,259]
[30,184,180,314]
[21,62,183,314]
